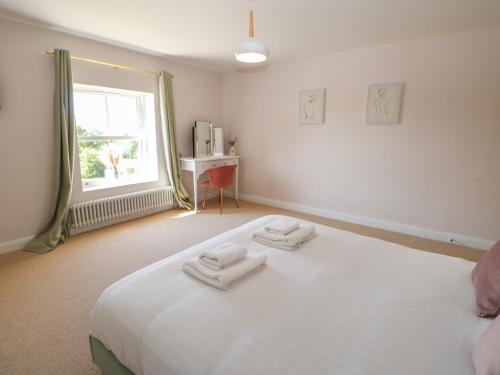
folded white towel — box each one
[252,233,315,251]
[254,224,315,244]
[264,219,300,235]
[198,242,248,271]
[252,225,316,250]
[182,254,267,290]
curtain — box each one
[25,49,76,253]
[159,71,193,210]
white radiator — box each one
[69,187,175,229]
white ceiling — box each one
[1,0,500,70]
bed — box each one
[90,215,489,375]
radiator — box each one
[69,187,175,229]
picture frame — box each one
[365,83,404,124]
[299,89,325,125]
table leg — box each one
[193,166,198,213]
[235,163,239,200]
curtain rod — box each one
[45,49,161,77]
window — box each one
[74,84,158,191]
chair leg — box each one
[220,189,223,214]
[231,187,239,208]
[202,188,208,209]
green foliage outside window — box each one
[77,125,107,179]
[77,125,140,179]
[80,148,106,178]
[76,126,108,151]
[122,140,139,159]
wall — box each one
[222,27,500,249]
[0,17,222,251]
[1,18,499,253]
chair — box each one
[201,165,239,214]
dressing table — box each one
[180,155,240,212]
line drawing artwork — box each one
[374,88,391,116]
[299,89,325,124]
[366,83,403,124]
[304,93,319,119]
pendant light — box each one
[235,9,269,63]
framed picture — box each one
[365,83,404,124]
[299,89,325,125]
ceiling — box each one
[1,0,500,70]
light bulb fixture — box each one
[235,9,269,63]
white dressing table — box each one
[180,155,240,212]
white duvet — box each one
[91,215,489,375]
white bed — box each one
[91,215,489,375]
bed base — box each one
[89,335,135,375]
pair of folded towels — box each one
[252,218,315,250]
[182,242,267,290]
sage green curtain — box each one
[25,49,76,253]
[159,71,193,210]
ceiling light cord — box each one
[249,10,254,38]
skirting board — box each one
[236,193,493,251]
[0,235,35,255]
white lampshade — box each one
[235,38,269,63]
[235,9,269,64]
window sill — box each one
[82,176,159,193]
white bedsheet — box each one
[91,215,490,375]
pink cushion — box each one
[471,240,500,317]
[206,165,237,189]
[473,315,500,375]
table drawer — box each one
[198,159,237,173]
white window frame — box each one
[73,84,158,192]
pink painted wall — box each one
[222,27,500,244]
[0,17,222,245]
[1,16,499,250]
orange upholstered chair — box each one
[201,165,239,214]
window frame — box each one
[73,83,159,193]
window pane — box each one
[74,92,107,134]
[107,95,140,136]
[79,139,148,191]
[78,141,109,184]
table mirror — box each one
[193,121,212,157]
[213,127,224,156]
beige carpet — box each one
[0,199,483,375]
